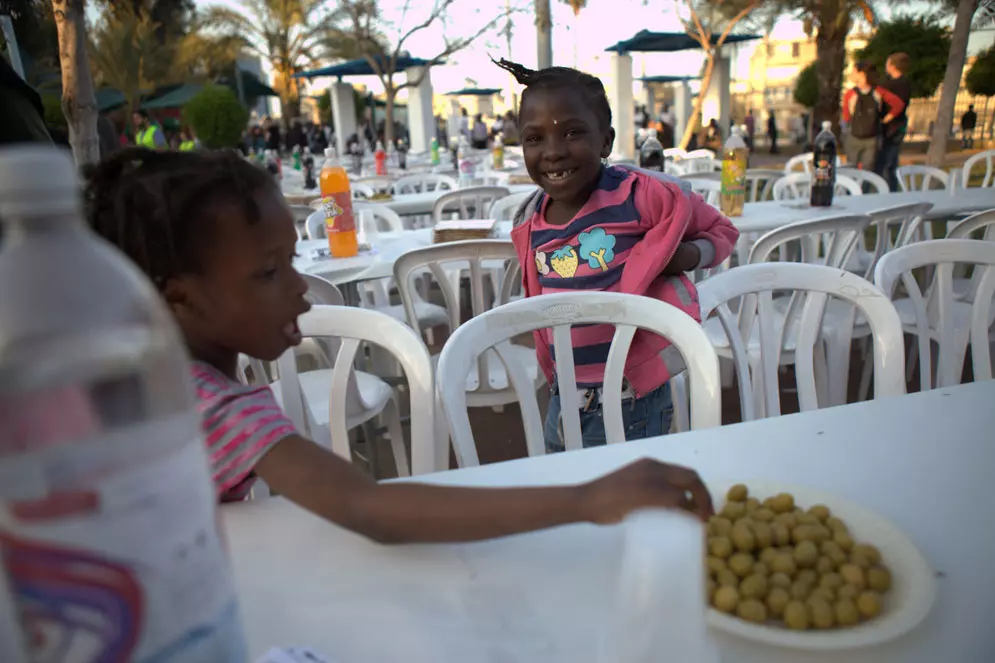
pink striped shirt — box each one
[191,361,296,501]
[513,166,739,394]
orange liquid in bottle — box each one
[319,151,358,258]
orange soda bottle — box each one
[319,147,358,258]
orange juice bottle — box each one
[319,147,358,257]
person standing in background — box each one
[132,110,166,149]
[875,53,912,191]
[961,105,978,149]
[744,109,755,151]
[841,61,903,170]
[470,113,489,149]
[767,109,778,154]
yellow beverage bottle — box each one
[720,126,748,217]
[319,147,358,258]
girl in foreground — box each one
[493,58,739,451]
[83,148,712,544]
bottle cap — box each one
[822,121,832,130]
[0,145,79,218]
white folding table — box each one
[223,381,995,663]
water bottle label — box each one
[459,159,476,176]
[0,413,247,662]
[322,193,355,234]
[720,159,746,196]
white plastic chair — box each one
[393,173,457,195]
[304,210,325,240]
[681,156,717,175]
[488,190,536,221]
[745,169,782,202]
[432,186,511,223]
[436,292,721,465]
[854,202,935,278]
[271,305,438,477]
[962,149,995,188]
[347,202,449,343]
[473,171,511,187]
[838,167,890,194]
[394,241,541,446]
[688,178,721,206]
[686,149,716,161]
[874,239,995,391]
[693,263,904,422]
[771,172,862,201]
[897,165,950,192]
[784,153,813,174]
[947,208,995,302]
[703,215,872,416]
[351,182,375,200]
[784,152,842,175]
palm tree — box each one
[535,0,586,70]
[200,0,340,126]
[535,0,552,69]
[88,5,171,120]
[777,0,879,134]
[926,0,979,166]
[51,0,99,165]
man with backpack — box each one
[841,61,905,171]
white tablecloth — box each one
[223,381,995,663]
[294,225,514,285]
[382,184,538,217]
[732,187,995,235]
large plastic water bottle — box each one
[458,135,476,187]
[0,146,247,662]
[638,128,664,171]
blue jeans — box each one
[875,138,902,192]
[543,383,673,453]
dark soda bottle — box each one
[811,121,836,207]
[639,128,665,171]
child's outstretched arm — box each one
[255,435,713,544]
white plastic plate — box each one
[705,480,937,651]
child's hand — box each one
[580,458,714,524]
[661,242,701,275]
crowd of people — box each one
[436,107,521,150]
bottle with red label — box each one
[320,147,358,258]
[374,141,387,176]
[0,145,247,662]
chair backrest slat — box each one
[601,324,639,444]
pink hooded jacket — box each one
[510,166,739,397]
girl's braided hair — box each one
[493,58,612,130]
[83,147,277,289]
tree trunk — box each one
[52,0,99,166]
[678,53,716,150]
[384,86,396,148]
[927,0,978,167]
[813,3,848,139]
[535,0,552,70]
